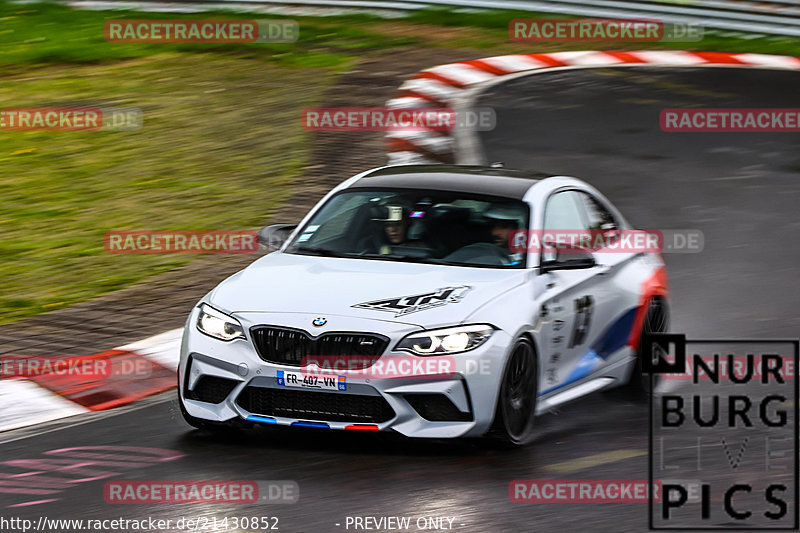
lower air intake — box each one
[404,393,472,422]
[185,376,239,404]
[236,386,395,423]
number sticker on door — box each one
[568,295,594,348]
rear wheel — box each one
[488,338,539,446]
[627,298,669,395]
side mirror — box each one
[258,224,297,251]
[540,246,596,273]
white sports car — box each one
[178,165,669,445]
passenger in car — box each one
[484,206,521,250]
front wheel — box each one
[488,338,539,446]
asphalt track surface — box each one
[0,67,798,533]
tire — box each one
[488,337,539,446]
[626,298,669,396]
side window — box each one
[543,191,586,231]
[542,191,586,263]
[576,191,618,230]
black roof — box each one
[350,165,551,200]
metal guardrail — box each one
[204,0,800,36]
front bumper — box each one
[179,307,513,438]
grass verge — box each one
[0,53,337,323]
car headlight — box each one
[395,324,494,355]
[196,304,245,341]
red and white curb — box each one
[0,329,182,432]
[385,50,800,165]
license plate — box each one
[276,370,346,391]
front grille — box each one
[185,376,239,404]
[250,326,388,366]
[236,386,395,423]
[404,393,472,422]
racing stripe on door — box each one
[540,308,638,395]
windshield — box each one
[285,188,529,268]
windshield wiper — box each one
[354,253,515,268]
[289,245,346,257]
[352,253,454,265]
[290,249,484,267]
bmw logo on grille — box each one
[312,317,327,327]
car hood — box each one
[208,252,528,327]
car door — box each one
[536,190,616,395]
[572,189,641,366]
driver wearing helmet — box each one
[484,205,524,265]
[380,206,408,253]
[371,205,425,255]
